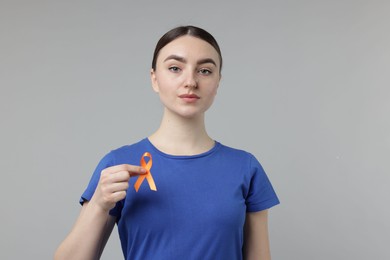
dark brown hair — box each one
[151,25,223,72]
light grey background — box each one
[1,1,389,259]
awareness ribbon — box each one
[134,152,157,192]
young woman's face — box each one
[151,35,221,119]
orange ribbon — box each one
[134,152,157,192]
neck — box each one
[148,109,214,155]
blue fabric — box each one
[80,138,280,260]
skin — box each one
[244,210,271,260]
[54,165,145,260]
[54,35,272,260]
[149,35,221,155]
[151,36,220,120]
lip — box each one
[179,93,200,103]
[179,94,200,99]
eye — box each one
[199,68,212,75]
[169,66,181,73]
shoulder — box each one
[216,142,266,176]
[104,138,149,165]
[111,138,147,154]
[217,142,257,162]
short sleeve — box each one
[79,152,123,218]
[245,154,280,212]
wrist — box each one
[87,198,112,215]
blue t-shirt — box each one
[81,138,279,260]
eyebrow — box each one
[163,55,217,67]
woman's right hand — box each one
[54,164,145,260]
[89,164,147,212]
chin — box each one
[163,101,213,119]
[178,111,203,119]
[167,108,205,119]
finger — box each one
[100,170,130,185]
[105,182,129,194]
[110,190,127,202]
[110,169,146,181]
[107,170,132,182]
[103,164,147,175]
[99,181,129,200]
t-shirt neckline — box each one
[144,137,221,159]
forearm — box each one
[55,164,143,259]
[54,201,114,260]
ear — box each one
[150,69,159,93]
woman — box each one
[55,25,280,260]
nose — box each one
[184,71,198,89]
